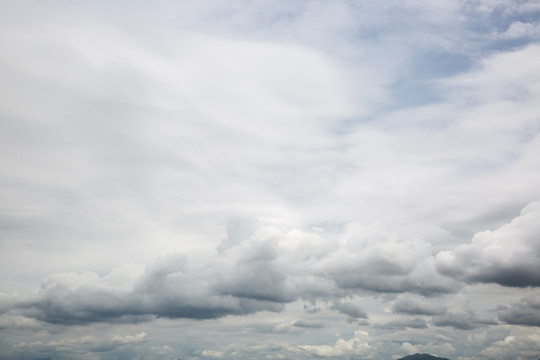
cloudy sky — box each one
[1,1,540,359]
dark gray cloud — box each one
[393,296,448,315]
[497,296,540,326]
[436,200,540,288]
[432,309,497,330]
[331,301,368,319]
[5,253,287,324]
[292,319,325,328]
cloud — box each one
[0,314,41,330]
[299,330,372,358]
[393,295,448,315]
[497,21,540,39]
[377,317,428,330]
[479,331,540,360]
[436,199,540,287]
[432,309,497,330]
[11,254,288,324]
[2,2,540,360]
[1,218,461,325]
[9,332,147,359]
[322,224,462,296]
[0,19,358,290]
[291,319,325,328]
[331,301,368,319]
[6,193,539,326]
[497,296,540,326]
[199,349,225,359]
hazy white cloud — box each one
[497,21,540,39]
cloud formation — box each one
[2,1,540,359]
[497,296,540,326]
[299,330,372,358]
[393,296,448,316]
[3,198,538,329]
[436,200,540,287]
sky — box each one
[1,0,540,359]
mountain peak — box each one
[397,354,450,360]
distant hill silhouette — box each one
[397,354,450,360]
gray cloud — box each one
[497,296,540,326]
[2,1,540,359]
[211,229,298,303]
[436,200,540,288]
[331,301,368,319]
[393,296,448,315]
[291,319,325,328]
[432,309,497,330]
[5,198,539,327]
[322,227,462,296]
[6,254,286,324]
[377,317,428,330]
[2,199,539,327]
[0,219,458,325]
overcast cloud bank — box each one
[1,1,540,359]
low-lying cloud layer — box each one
[2,199,539,327]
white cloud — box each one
[200,349,225,358]
[300,330,372,358]
[497,21,540,39]
[479,330,540,360]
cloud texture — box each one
[1,1,540,360]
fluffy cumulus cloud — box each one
[436,200,540,287]
[2,0,540,359]
[300,330,373,358]
[1,219,458,325]
[479,330,540,360]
